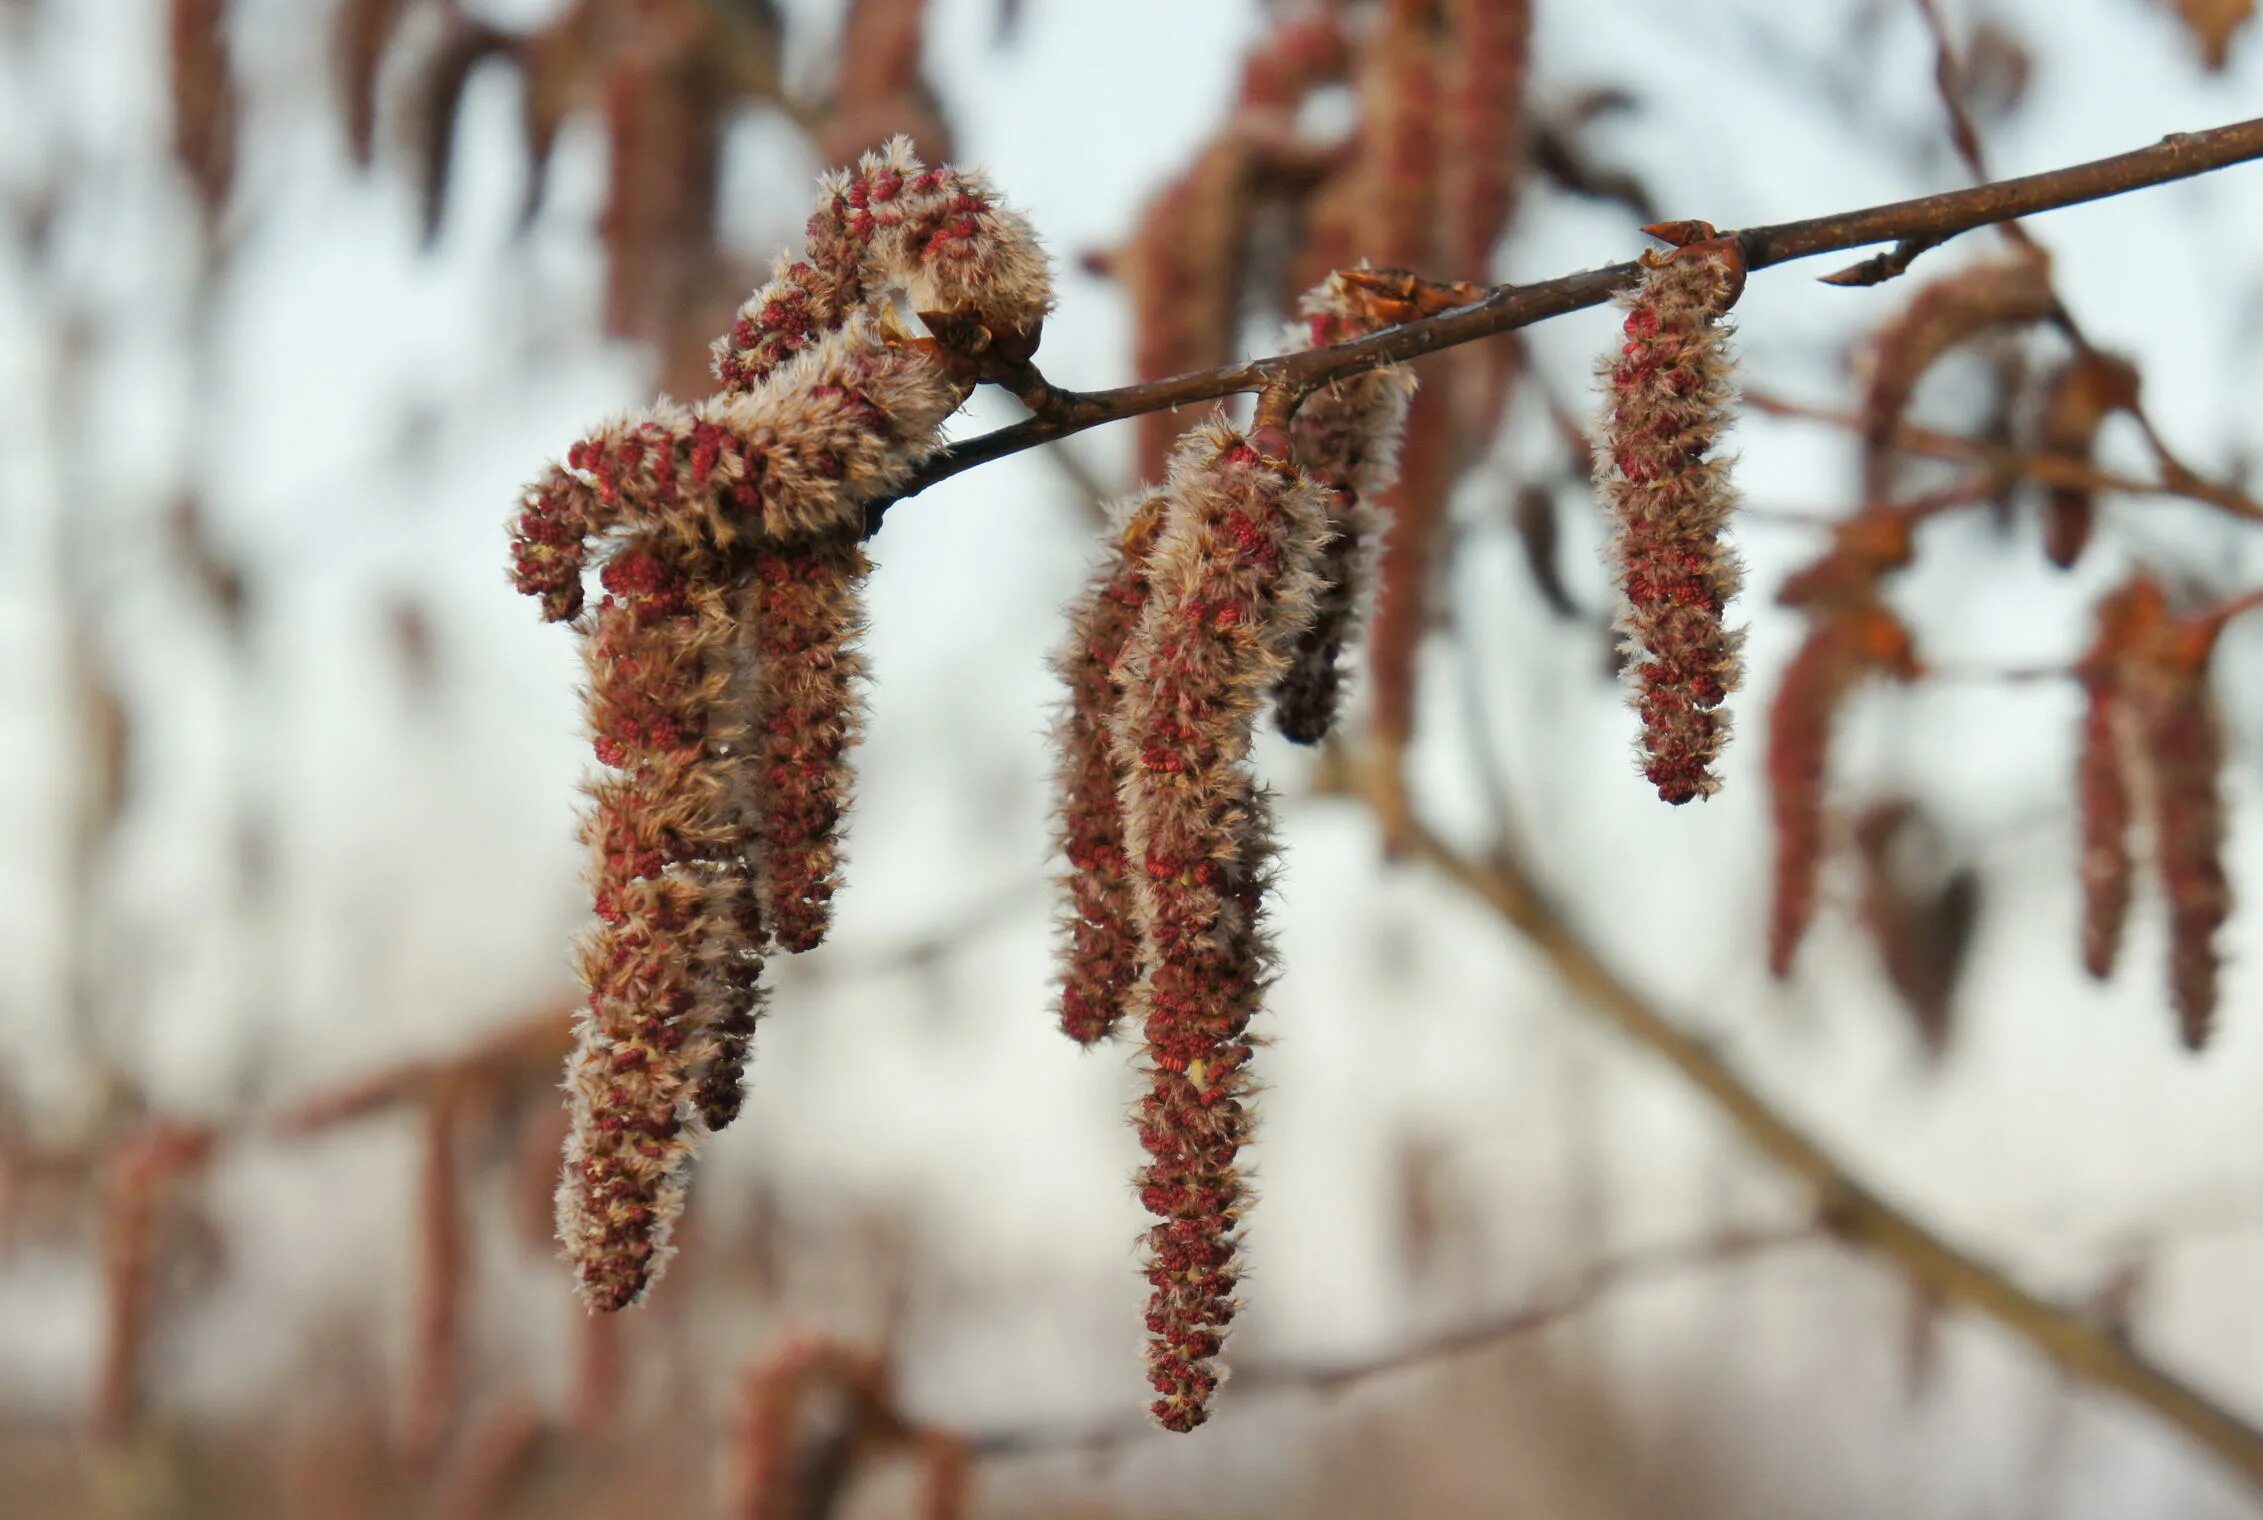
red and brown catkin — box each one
[513,138,1050,1311]
[2075,580,2151,980]
[1052,490,1170,1045]
[1595,238,1748,805]
[2078,579,2234,1049]
[2142,639,2231,1052]
[554,539,745,1310]
[1109,422,1330,1431]
[1270,272,1417,743]
[1766,603,1920,977]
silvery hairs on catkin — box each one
[1593,237,1747,805]
[510,137,1051,1311]
[1048,270,1410,1051]
[1108,420,1332,1431]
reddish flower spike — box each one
[1109,423,1331,1431]
[1595,239,1748,804]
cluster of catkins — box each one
[1588,206,2247,1065]
[2077,578,2233,1050]
[1593,230,1749,804]
[509,138,1051,1312]
[1051,271,1413,1431]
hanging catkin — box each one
[1110,422,1331,1430]
[511,138,1051,1311]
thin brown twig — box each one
[1898,9,2224,514]
[1346,775,2263,1500]
[967,1222,1817,1460]
[1744,389,2263,525]
[872,118,2263,524]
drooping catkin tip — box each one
[1107,421,1330,1432]
[1596,240,1747,804]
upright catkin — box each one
[1110,422,1330,1431]
[1595,239,1747,804]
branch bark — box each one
[969,1223,1817,1461]
[1744,388,2263,525]
[873,116,2263,525]
[1370,793,2263,1499]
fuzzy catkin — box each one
[2072,579,2234,1048]
[516,138,1054,1312]
[1052,490,1170,1045]
[1596,244,1747,805]
[2037,351,2140,570]
[2142,658,2230,1051]
[1440,0,1530,280]
[558,540,739,1311]
[512,316,968,604]
[1110,422,1331,1432]
[714,138,1052,393]
[2074,581,2152,981]
[2076,677,2136,981]
[745,534,870,953]
[1765,604,1918,978]
[1269,272,1416,744]
[1858,253,2056,504]
[704,145,1052,955]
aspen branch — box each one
[968,1222,1819,1462]
[1745,389,2263,525]
[1352,784,2263,1500]
[872,116,2263,527]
